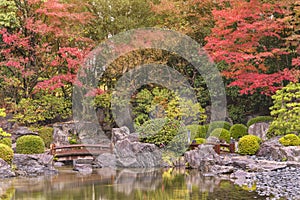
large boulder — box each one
[11,126,38,143]
[257,136,300,161]
[0,158,15,178]
[248,122,270,141]
[52,121,76,146]
[13,153,57,176]
[184,144,222,174]
[114,139,162,168]
[94,153,116,168]
[111,126,139,144]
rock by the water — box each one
[0,158,15,178]
[94,153,116,168]
[73,163,93,174]
[257,136,300,162]
[13,154,57,176]
[111,126,137,144]
[184,144,222,175]
[114,139,162,168]
[248,122,269,141]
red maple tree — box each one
[205,0,299,95]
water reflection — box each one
[0,167,265,200]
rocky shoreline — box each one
[1,127,300,199]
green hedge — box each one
[230,124,248,140]
[279,134,300,146]
[207,121,231,134]
[210,128,231,143]
[0,144,14,164]
[16,135,45,154]
[247,116,273,127]
[186,124,207,139]
[0,138,12,147]
[238,135,261,155]
[194,138,206,144]
[30,126,53,148]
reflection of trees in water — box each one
[5,167,266,200]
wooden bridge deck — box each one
[50,144,112,161]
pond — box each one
[1,167,266,200]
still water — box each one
[1,167,266,200]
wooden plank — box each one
[54,144,111,150]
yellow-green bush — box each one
[238,135,261,155]
[208,121,231,134]
[16,135,45,154]
[0,144,14,164]
[279,134,300,146]
[210,128,231,143]
[194,138,206,144]
[30,126,53,148]
[0,137,12,147]
[186,124,207,139]
[230,124,248,140]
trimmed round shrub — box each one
[238,135,261,155]
[208,121,231,134]
[30,126,53,148]
[230,124,248,140]
[186,124,207,139]
[16,135,45,154]
[0,138,12,147]
[210,128,231,143]
[247,116,273,128]
[194,138,206,144]
[0,144,14,164]
[279,134,300,146]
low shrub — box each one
[0,128,12,147]
[194,138,206,144]
[30,126,53,148]
[279,134,300,146]
[186,124,207,139]
[16,135,45,154]
[207,121,231,134]
[238,135,261,155]
[210,128,231,143]
[230,124,248,140]
[0,144,14,164]
[137,118,183,146]
[0,138,12,147]
[247,116,273,128]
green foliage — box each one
[0,0,19,28]
[279,134,300,146]
[0,138,12,147]
[186,124,207,139]
[137,118,183,146]
[16,135,45,154]
[132,87,206,127]
[247,116,273,128]
[194,138,206,144]
[210,128,231,143]
[0,108,6,117]
[230,124,248,140]
[238,135,261,155]
[13,93,72,125]
[207,121,231,134]
[0,143,14,164]
[30,126,53,148]
[268,83,300,137]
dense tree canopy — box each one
[0,0,298,126]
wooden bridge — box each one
[50,144,112,161]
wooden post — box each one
[229,142,235,153]
[50,143,56,155]
[214,144,220,154]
